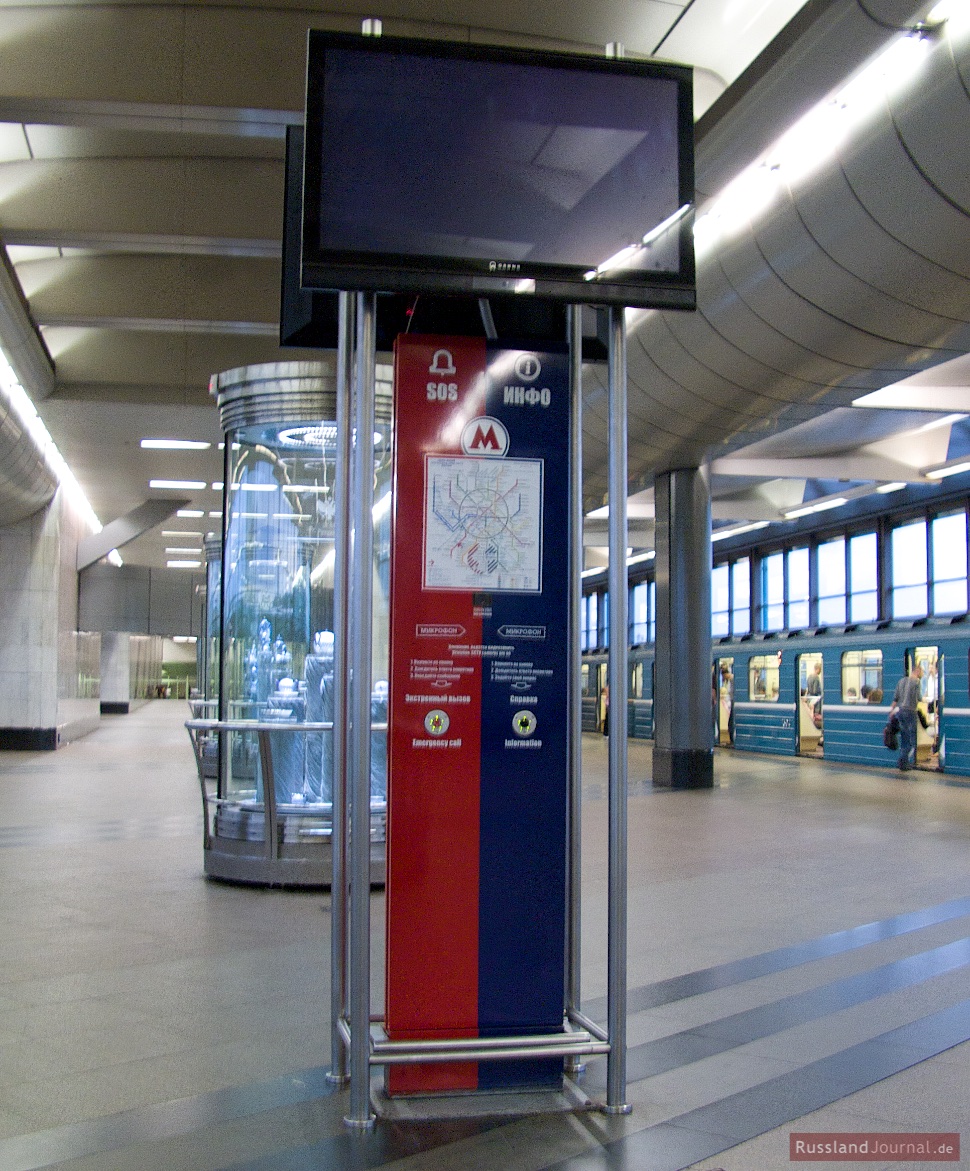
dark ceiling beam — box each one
[77,498,191,570]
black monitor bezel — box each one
[301,31,696,310]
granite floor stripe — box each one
[545,1000,970,1171]
[582,894,970,1020]
[4,911,968,1171]
[213,1117,508,1171]
[0,816,203,849]
[0,1067,339,1171]
[585,936,970,1089]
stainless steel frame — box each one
[332,300,631,1121]
[605,305,631,1114]
[346,291,378,1128]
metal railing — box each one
[185,717,386,861]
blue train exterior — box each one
[582,617,970,777]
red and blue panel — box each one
[386,334,570,1094]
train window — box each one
[712,564,729,637]
[789,547,809,629]
[586,593,598,650]
[630,581,650,644]
[648,580,656,643]
[850,533,879,621]
[761,552,785,631]
[891,520,928,619]
[631,661,643,698]
[932,512,968,615]
[841,650,883,703]
[818,537,847,625]
[581,663,591,696]
[749,653,781,701]
[732,558,751,635]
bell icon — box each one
[429,349,456,376]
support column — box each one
[653,466,714,790]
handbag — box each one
[883,713,900,750]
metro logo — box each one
[470,425,501,451]
[461,416,509,457]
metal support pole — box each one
[329,291,355,1085]
[565,305,584,1071]
[605,305,631,1115]
[345,291,377,1129]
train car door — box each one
[909,645,942,771]
[716,657,735,746]
[797,652,824,756]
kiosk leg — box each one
[605,305,631,1116]
[566,305,585,1076]
[329,291,355,1087]
[345,291,377,1129]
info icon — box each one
[512,710,537,738]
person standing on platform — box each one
[889,662,923,772]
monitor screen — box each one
[302,33,695,310]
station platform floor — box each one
[1,700,969,1171]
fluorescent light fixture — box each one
[876,482,907,494]
[581,566,607,578]
[282,483,329,494]
[165,547,203,555]
[694,23,939,256]
[310,548,337,585]
[172,636,198,643]
[150,479,206,490]
[913,413,968,434]
[711,521,771,542]
[107,549,124,567]
[784,497,849,520]
[0,349,103,535]
[626,551,655,566]
[590,242,641,278]
[140,438,211,450]
[925,460,970,480]
[208,511,222,519]
[167,559,202,568]
[177,509,204,518]
[373,491,392,521]
[237,512,268,519]
[212,482,224,490]
[162,530,202,537]
[642,203,691,246]
[230,482,276,492]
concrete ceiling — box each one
[1,0,968,575]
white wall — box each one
[0,488,100,746]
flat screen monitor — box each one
[282,125,605,354]
[302,32,695,310]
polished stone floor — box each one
[1,701,969,1170]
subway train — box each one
[582,619,970,777]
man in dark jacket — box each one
[889,663,923,772]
